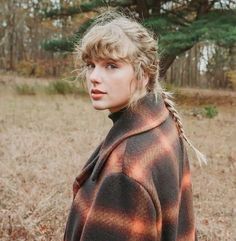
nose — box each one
[89,66,102,85]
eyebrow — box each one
[86,58,124,65]
[104,58,128,64]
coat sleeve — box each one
[80,172,159,241]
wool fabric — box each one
[64,93,197,241]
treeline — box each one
[0,0,236,89]
[0,0,79,76]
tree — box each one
[42,0,236,78]
[0,0,54,71]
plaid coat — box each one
[64,93,196,241]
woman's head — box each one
[75,12,161,111]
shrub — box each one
[226,71,236,90]
[35,64,47,78]
[45,80,85,95]
[46,80,71,95]
[16,60,36,76]
[203,105,218,118]
[15,83,36,95]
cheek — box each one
[115,80,134,100]
[118,70,135,89]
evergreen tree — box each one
[42,0,236,77]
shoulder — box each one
[102,114,185,186]
[120,117,185,185]
[123,115,183,163]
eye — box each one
[86,62,95,69]
[106,63,118,69]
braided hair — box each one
[162,91,207,165]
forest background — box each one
[0,0,236,241]
[1,0,236,88]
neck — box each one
[108,107,127,124]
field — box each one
[0,76,236,240]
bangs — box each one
[80,24,137,63]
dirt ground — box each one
[0,79,235,240]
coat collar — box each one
[91,93,170,181]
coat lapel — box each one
[91,93,170,181]
[73,141,103,197]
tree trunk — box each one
[152,0,161,16]
[197,0,210,16]
[8,0,16,70]
[136,0,149,18]
[159,55,176,79]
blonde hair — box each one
[75,11,207,165]
[75,12,160,105]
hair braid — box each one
[162,90,207,166]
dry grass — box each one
[0,82,235,240]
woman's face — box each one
[86,59,136,113]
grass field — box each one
[0,78,235,240]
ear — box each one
[142,73,149,88]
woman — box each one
[64,12,206,241]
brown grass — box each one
[0,80,235,240]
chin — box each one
[92,104,108,111]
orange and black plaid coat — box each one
[64,93,197,241]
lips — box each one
[91,89,106,94]
[91,89,106,100]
